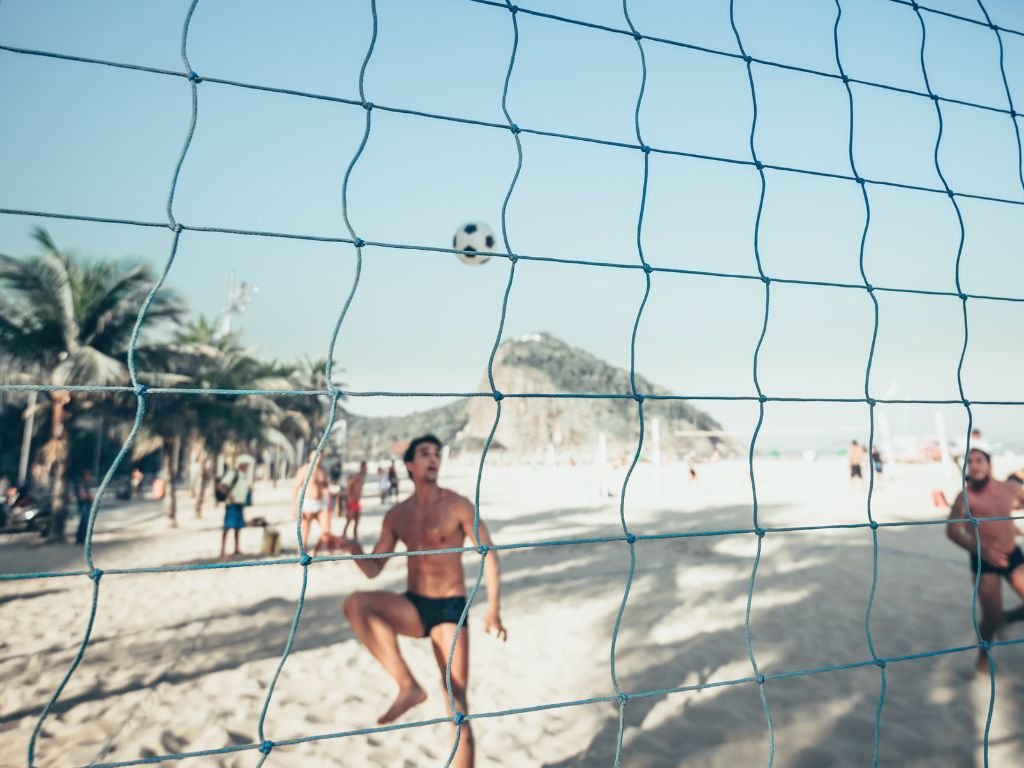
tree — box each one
[141,317,298,520]
[0,228,183,540]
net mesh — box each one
[2,1,1024,766]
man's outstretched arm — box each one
[345,511,398,579]
[947,493,976,552]
[461,502,507,641]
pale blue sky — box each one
[2,0,1024,450]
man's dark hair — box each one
[404,434,442,465]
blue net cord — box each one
[4,0,1024,766]
[832,3,888,764]
[2,1,1022,120]
[9,511,1024,584]
[442,3,524,762]
[604,2,651,763]
[910,5,996,763]
[973,0,1024,224]
[729,1,775,763]
[9,205,1024,310]
[24,2,203,764]
[75,636,1024,768]
[9,13,1024,211]
[9,381,1024,411]
[891,0,1024,37]
[253,0,379,761]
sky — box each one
[2,0,1024,451]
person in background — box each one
[74,470,94,545]
[379,464,390,505]
[388,460,399,500]
[219,456,252,558]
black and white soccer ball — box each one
[453,222,496,266]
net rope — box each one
[2,1,1023,766]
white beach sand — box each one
[3,456,1024,767]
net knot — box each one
[632,31,643,42]
[758,394,767,404]
[875,658,886,669]
[353,237,366,248]
[990,23,999,32]
[633,393,644,404]
[911,1,919,9]
[760,275,770,285]
[866,397,876,406]
[330,387,344,400]
[616,692,629,704]
[640,144,650,155]
[743,54,753,64]
[453,711,467,726]
[90,568,103,583]
[864,283,874,293]
[134,384,148,397]
[171,222,183,233]
[958,292,968,301]
[300,553,313,567]
[625,532,637,544]
[188,70,203,84]
[642,262,653,274]
[1012,110,1019,119]
[855,176,865,185]
[508,4,519,13]
[509,253,519,263]
[962,398,971,407]
[362,100,374,111]
[477,544,489,556]
[930,93,939,102]
[493,389,504,402]
[841,74,850,85]
[755,673,766,685]
[755,527,766,539]
[981,640,992,652]
[509,123,521,134]
[947,189,956,199]
[259,740,273,755]
[754,160,764,171]
[869,520,879,530]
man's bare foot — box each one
[378,684,427,724]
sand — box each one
[3,456,1024,767]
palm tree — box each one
[0,228,184,540]
[144,317,301,520]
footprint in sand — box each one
[160,731,188,753]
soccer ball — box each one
[453,222,496,266]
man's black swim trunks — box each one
[405,591,468,637]
[970,546,1024,579]
[850,465,862,478]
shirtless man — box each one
[947,447,1024,672]
[339,434,506,768]
[293,450,329,550]
[343,461,368,540]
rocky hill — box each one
[344,333,727,459]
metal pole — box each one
[18,390,37,487]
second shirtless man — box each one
[947,446,1024,672]
[339,434,506,768]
